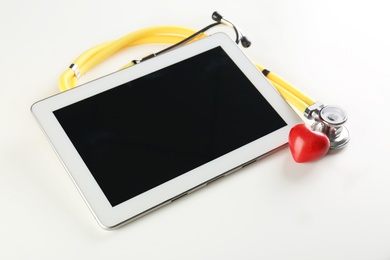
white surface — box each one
[1,0,389,259]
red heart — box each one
[289,124,330,163]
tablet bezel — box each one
[32,32,302,229]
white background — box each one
[1,0,389,259]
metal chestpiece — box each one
[304,102,350,149]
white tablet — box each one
[32,32,302,229]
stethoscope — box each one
[59,11,350,152]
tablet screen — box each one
[53,46,287,207]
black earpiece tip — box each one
[241,36,251,48]
[212,11,223,22]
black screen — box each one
[54,47,287,207]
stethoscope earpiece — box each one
[212,11,223,22]
[240,36,251,48]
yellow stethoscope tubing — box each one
[58,26,315,113]
[59,26,200,91]
[254,63,315,111]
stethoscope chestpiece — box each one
[305,102,350,149]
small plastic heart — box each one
[289,124,330,163]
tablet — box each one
[31,32,302,229]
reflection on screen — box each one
[54,47,287,207]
